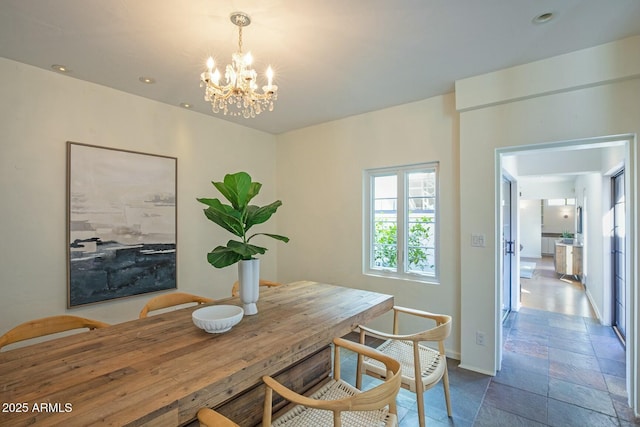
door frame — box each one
[498,172,519,368]
[494,134,637,413]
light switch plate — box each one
[471,233,486,247]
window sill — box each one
[363,271,440,285]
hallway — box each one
[520,256,595,318]
[474,256,635,426]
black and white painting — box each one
[67,142,177,307]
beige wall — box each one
[275,94,461,358]
[0,58,277,331]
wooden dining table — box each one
[0,281,393,426]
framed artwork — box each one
[67,142,177,307]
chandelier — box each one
[200,12,278,118]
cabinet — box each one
[541,237,555,255]
[554,242,583,279]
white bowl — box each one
[192,305,244,333]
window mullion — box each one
[397,171,406,274]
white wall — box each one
[519,179,575,200]
[0,58,277,333]
[543,201,576,235]
[276,94,461,358]
[519,199,541,258]
[456,35,639,412]
[575,173,606,320]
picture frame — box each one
[67,142,177,307]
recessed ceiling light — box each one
[532,12,554,24]
[139,76,156,84]
[51,64,70,73]
[180,102,192,109]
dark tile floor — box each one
[342,257,639,426]
[474,307,636,427]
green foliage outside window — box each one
[374,216,433,272]
[373,220,397,268]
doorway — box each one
[495,135,635,409]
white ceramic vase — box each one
[238,258,260,315]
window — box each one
[547,198,575,206]
[364,163,438,282]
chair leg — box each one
[413,343,426,427]
[356,329,366,389]
[416,386,426,427]
[442,362,452,417]
[263,387,273,426]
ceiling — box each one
[505,140,627,198]
[2,1,640,135]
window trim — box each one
[363,162,440,284]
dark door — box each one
[502,177,513,322]
[612,170,626,344]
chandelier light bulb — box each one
[212,69,221,85]
[199,12,278,118]
[266,66,274,88]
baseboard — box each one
[457,363,496,376]
[585,287,602,321]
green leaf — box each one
[245,201,283,230]
[227,240,267,257]
[246,182,262,204]
[207,246,244,268]
[196,197,221,208]
[247,233,290,243]
[206,240,269,268]
[200,198,244,237]
[213,172,255,210]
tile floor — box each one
[342,256,639,426]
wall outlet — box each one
[476,331,486,346]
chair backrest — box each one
[139,292,214,318]
[262,337,401,426]
[402,312,452,355]
[0,315,110,350]
[231,279,282,297]
[332,337,402,412]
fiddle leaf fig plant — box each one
[197,172,289,268]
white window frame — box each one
[363,162,439,284]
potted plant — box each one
[561,231,574,244]
[197,172,289,315]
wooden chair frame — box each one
[357,306,452,427]
[231,279,282,297]
[0,315,109,350]
[262,337,401,427]
[139,292,214,318]
[197,408,240,427]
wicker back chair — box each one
[357,306,452,427]
[262,337,401,426]
[139,292,214,318]
[231,279,282,297]
[0,315,109,350]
